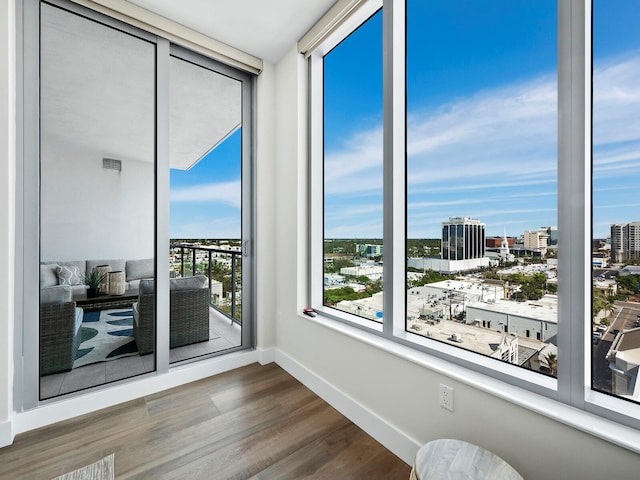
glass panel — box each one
[592,0,640,403]
[169,55,243,363]
[39,3,155,398]
[406,1,558,375]
[323,10,384,323]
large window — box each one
[592,0,640,404]
[406,1,558,376]
[309,0,640,433]
[322,9,383,323]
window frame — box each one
[308,0,640,437]
[17,0,256,410]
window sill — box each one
[297,311,640,454]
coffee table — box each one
[75,289,139,312]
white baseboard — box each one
[257,346,275,364]
[274,349,420,465]
[0,418,14,448]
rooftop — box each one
[466,295,558,324]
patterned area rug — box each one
[73,308,138,368]
[52,454,115,480]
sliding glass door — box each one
[168,51,247,363]
[26,0,254,403]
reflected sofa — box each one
[40,258,154,298]
[133,275,210,354]
[39,285,84,375]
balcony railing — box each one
[170,243,242,324]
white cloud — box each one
[170,180,241,209]
[324,51,640,238]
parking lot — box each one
[592,268,618,280]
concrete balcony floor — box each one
[40,306,242,400]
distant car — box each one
[597,325,607,334]
[592,333,601,345]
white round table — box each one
[411,439,523,480]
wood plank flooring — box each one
[0,363,411,479]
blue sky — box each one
[167,2,640,242]
[323,1,640,240]
[170,128,242,239]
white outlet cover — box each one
[439,384,454,412]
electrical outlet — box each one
[439,384,454,412]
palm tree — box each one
[544,352,558,377]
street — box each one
[591,300,640,394]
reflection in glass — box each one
[322,10,384,322]
[39,4,156,398]
[169,56,243,363]
[592,0,640,403]
[406,1,558,375]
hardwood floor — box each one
[1,363,411,479]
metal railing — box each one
[170,243,242,324]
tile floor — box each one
[39,307,242,399]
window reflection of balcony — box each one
[39,305,240,399]
[170,243,242,324]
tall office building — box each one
[611,222,640,263]
[539,226,558,246]
[524,230,549,251]
[441,217,485,261]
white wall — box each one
[270,47,640,480]
[40,142,154,261]
[255,60,277,350]
[0,0,15,447]
[274,46,308,329]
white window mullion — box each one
[382,0,406,337]
[557,0,588,408]
[308,53,324,309]
[155,38,170,373]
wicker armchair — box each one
[133,276,210,354]
[40,286,84,375]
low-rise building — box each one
[465,294,558,342]
[606,328,640,402]
[339,264,383,280]
[407,257,490,274]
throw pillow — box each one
[40,285,72,304]
[126,258,154,281]
[170,275,207,290]
[139,279,155,295]
[40,264,59,288]
[56,265,83,286]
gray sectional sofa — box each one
[39,261,210,373]
[39,258,153,375]
[40,258,154,298]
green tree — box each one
[414,269,453,287]
[617,274,640,296]
[324,286,370,305]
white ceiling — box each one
[41,3,242,171]
[127,0,337,64]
